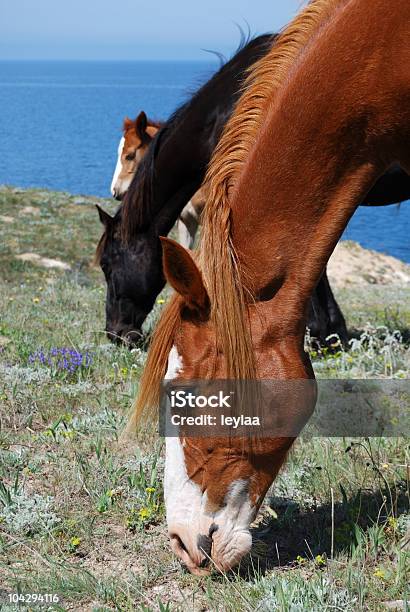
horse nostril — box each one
[199,556,210,568]
[170,532,213,575]
[197,533,213,561]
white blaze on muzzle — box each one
[164,346,203,533]
[163,346,255,573]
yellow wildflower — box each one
[70,536,81,548]
[373,568,386,580]
[296,555,307,565]
[62,430,75,439]
[138,507,150,520]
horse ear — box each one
[96,204,113,227]
[135,111,149,141]
[123,116,134,132]
[160,237,209,314]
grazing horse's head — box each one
[95,206,166,345]
[131,238,314,575]
[110,112,160,200]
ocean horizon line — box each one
[0,58,219,64]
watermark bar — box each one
[159,379,409,437]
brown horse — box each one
[110,114,206,247]
[129,0,410,575]
[110,112,161,200]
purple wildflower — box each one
[28,347,93,375]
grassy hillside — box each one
[0,186,409,611]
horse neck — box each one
[230,0,410,337]
[152,37,272,218]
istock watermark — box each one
[159,379,410,438]
[169,389,234,409]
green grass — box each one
[0,186,409,611]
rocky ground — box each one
[328,241,410,288]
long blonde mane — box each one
[128,0,348,429]
[200,0,347,381]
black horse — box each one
[96,34,410,346]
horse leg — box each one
[178,201,200,249]
[306,287,329,347]
[307,267,348,347]
[319,269,348,344]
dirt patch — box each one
[328,241,410,288]
[0,214,14,223]
[0,335,11,348]
[16,252,71,271]
[21,205,41,215]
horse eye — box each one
[125,152,136,161]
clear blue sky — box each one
[0,0,304,60]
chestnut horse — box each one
[110,112,161,200]
[110,112,206,249]
[130,0,410,574]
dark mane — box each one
[120,33,274,243]
[201,25,254,71]
[120,126,167,235]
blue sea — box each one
[0,60,409,262]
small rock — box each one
[382,601,407,610]
[16,252,71,271]
[73,197,89,205]
[21,206,40,216]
